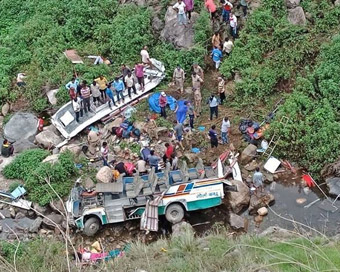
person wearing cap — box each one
[192,63,204,80]
[159,92,168,118]
[218,76,226,104]
[173,65,185,94]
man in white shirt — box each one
[223,38,234,55]
[221,117,231,144]
[209,94,219,120]
[140,46,151,65]
[173,0,187,26]
[229,12,238,38]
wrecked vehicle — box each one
[67,153,240,236]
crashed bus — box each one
[66,152,241,236]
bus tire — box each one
[83,217,101,236]
[165,203,184,224]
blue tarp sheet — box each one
[176,100,188,123]
[148,93,177,113]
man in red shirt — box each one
[163,142,174,164]
[159,91,168,118]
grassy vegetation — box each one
[1,229,340,272]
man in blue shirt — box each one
[211,46,223,70]
[65,77,79,91]
[113,77,125,103]
[208,125,218,148]
[105,83,117,110]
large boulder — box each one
[248,192,275,215]
[227,180,250,213]
[228,213,247,231]
[4,112,38,142]
[335,0,340,6]
[285,0,300,9]
[35,130,62,148]
[46,89,58,105]
[42,213,63,228]
[287,7,306,25]
[172,221,194,238]
[60,143,82,157]
[240,144,257,164]
[160,7,199,49]
[326,177,340,196]
[96,166,113,183]
[13,138,37,153]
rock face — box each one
[96,166,113,183]
[172,221,194,238]
[42,213,63,228]
[4,112,38,142]
[335,0,340,6]
[228,213,247,231]
[60,143,82,157]
[285,0,300,9]
[160,7,199,49]
[46,89,58,105]
[326,177,340,196]
[287,7,306,25]
[13,138,37,153]
[240,144,257,164]
[35,130,62,148]
[249,193,275,215]
[29,217,43,233]
[227,180,250,213]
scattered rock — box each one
[263,172,274,183]
[46,89,58,105]
[1,209,11,218]
[259,226,297,239]
[296,198,307,204]
[39,229,48,235]
[228,213,247,231]
[287,7,306,25]
[4,112,38,142]
[29,217,43,233]
[113,146,122,154]
[171,221,194,238]
[84,177,95,190]
[15,212,26,219]
[13,138,37,153]
[244,160,258,171]
[257,207,268,216]
[160,7,199,49]
[285,0,300,9]
[249,192,275,215]
[227,179,250,213]
[42,154,60,164]
[254,215,263,224]
[152,16,164,32]
[35,130,62,148]
[33,203,48,215]
[96,166,113,183]
[326,177,340,196]
[1,102,10,116]
[49,199,65,214]
[42,213,63,228]
[9,207,16,218]
[335,0,340,6]
[60,143,82,157]
[240,144,257,165]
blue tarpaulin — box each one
[148,93,177,113]
[176,100,188,123]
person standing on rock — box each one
[192,63,204,80]
[95,75,108,100]
[208,125,218,148]
[87,129,100,157]
[253,167,264,194]
[90,80,101,106]
[101,141,109,166]
[159,91,168,118]
[221,116,230,144]
[218,76,226,104]
[174,120,185,150]
[229,12,238,39]
[148,150,161,173]
[211,46,223,70]
[65,77,79,92]
[220,0,233,23]
[173,0,187,26]
[105,83,117,109]
[209,94,219,120]
[173,65,185,94]
[80,81,92,115]
[72,93,83,123]
[184,0,194,23]
[205,0,217,20]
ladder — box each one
[263,116,289,159]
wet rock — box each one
[160,7,199,49]
[326,177,340,196]
[96,166,113,183]
[13,138,37,154]
[35,130,62,148]
[42,213,63,228]
[60,144,82,157]
[259,226,297,239]
[29,217,43,233]
[33,203,48,215]
[227,179,250,213]
[249,193,275,215]
[1,102,10,116]
[172,221,194,238]
[4,112,38,142]
[287,7,306,25]
[228,213,247,231]
[285,0,300,9]
[42,154,60,164]
[240,144,257,165]
[257,207,268,216]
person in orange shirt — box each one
[205,0,217,20]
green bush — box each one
[3,149,49,180]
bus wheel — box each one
[165,203,184,224]
[83,217,101,236]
